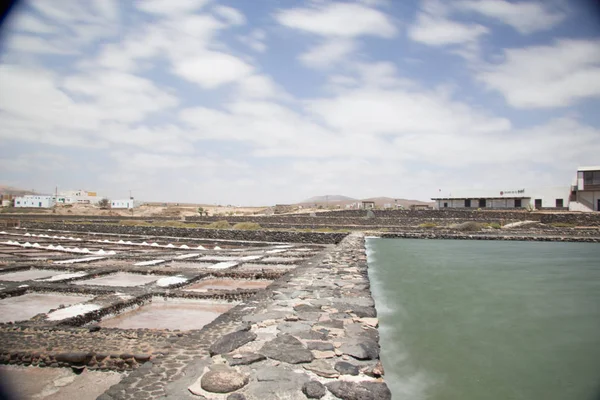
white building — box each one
[14,195,56,208]
[571,166,600,212]
[111,199,140,209]
[57,190,100,205]
[432,186,571,210]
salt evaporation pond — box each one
[0,293,93,323]
[183,279,272,292]
[98,298,235,330]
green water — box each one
[366,238,600,400]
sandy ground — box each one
[0,365,122,400]
[2,204,269,218]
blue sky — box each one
[0,0,599,205]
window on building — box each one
[556,199,564,208]
[465,199,471,207]
[479,199,486,208]
[515,199,521,208]
[584,171,600,185]
[535,199,542,209]
[443,202,448,208]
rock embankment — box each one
[165,232,390,399]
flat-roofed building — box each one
[432,187,570,210]
[14,195,56,208]
[572,166,600,211]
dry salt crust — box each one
[134,260,167,266]
[98,297,237,330]
[155,276,187,287]
[36,272,88,282]
[74,272,159,287]
[174,253,200,260]
[209,261,239,270]
[0,293,94,323]
[46,303,102,321]
[0,269,61,282]
[54,256,107,264]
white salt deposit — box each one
[209,261,238,270]
[151,243,160,247]
[239,255,262,261]
[54,256,106,264]
[196,245,206,250]
[175,253,200,260]
[37,272,87,282]
[180,245,189,249]
[23,242,32,247]
[32,243,41,248]
[134,259,166,266]
[274,245,293,249]
[156,276,188,287]
[24,233,31,236]
[118,240,125,244]
[214,246,222,250]
[141,242,149,246]
[266,249,287,254]
[47,304,101,321]
[166,244,175,248]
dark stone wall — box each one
[0,214,178,221]
[187,210,600,227]
[19,222,347,244]
[539,213,600,226]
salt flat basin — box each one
[0,293,94,323]
[98,298,236,330]
[74,272,158,287]
[183,278,272,292]
[0,365,122,400]
[0,269,62,282]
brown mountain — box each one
[297,195,433,208]
[0,185,37,196]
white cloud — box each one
[298,38,357,69]
[7,14,58,34]
[236,74,290,100]
[213,5,246,25]
[4,35,76,54]
[409,0,488,46]
[478,39,600,108]
[136,0,212,16]
[173,51,254,88]
[456,0,566,34]
[275,2,397,38]
[237,29,267,53]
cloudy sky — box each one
[0,0,599,205]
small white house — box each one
[14,195,56,208]
[111,199,138,209]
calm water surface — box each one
[366,238,600,400]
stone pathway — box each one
[163,232,390,400]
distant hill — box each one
[0,185,37,196]
[297,195,433,208]
[299,195,357,204]
[361,197,433,208]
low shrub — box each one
[232,222,261,230]
[550,222,576,228]
[449,221,484,231]
[205,220,231,229]
[486,222,502,229]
